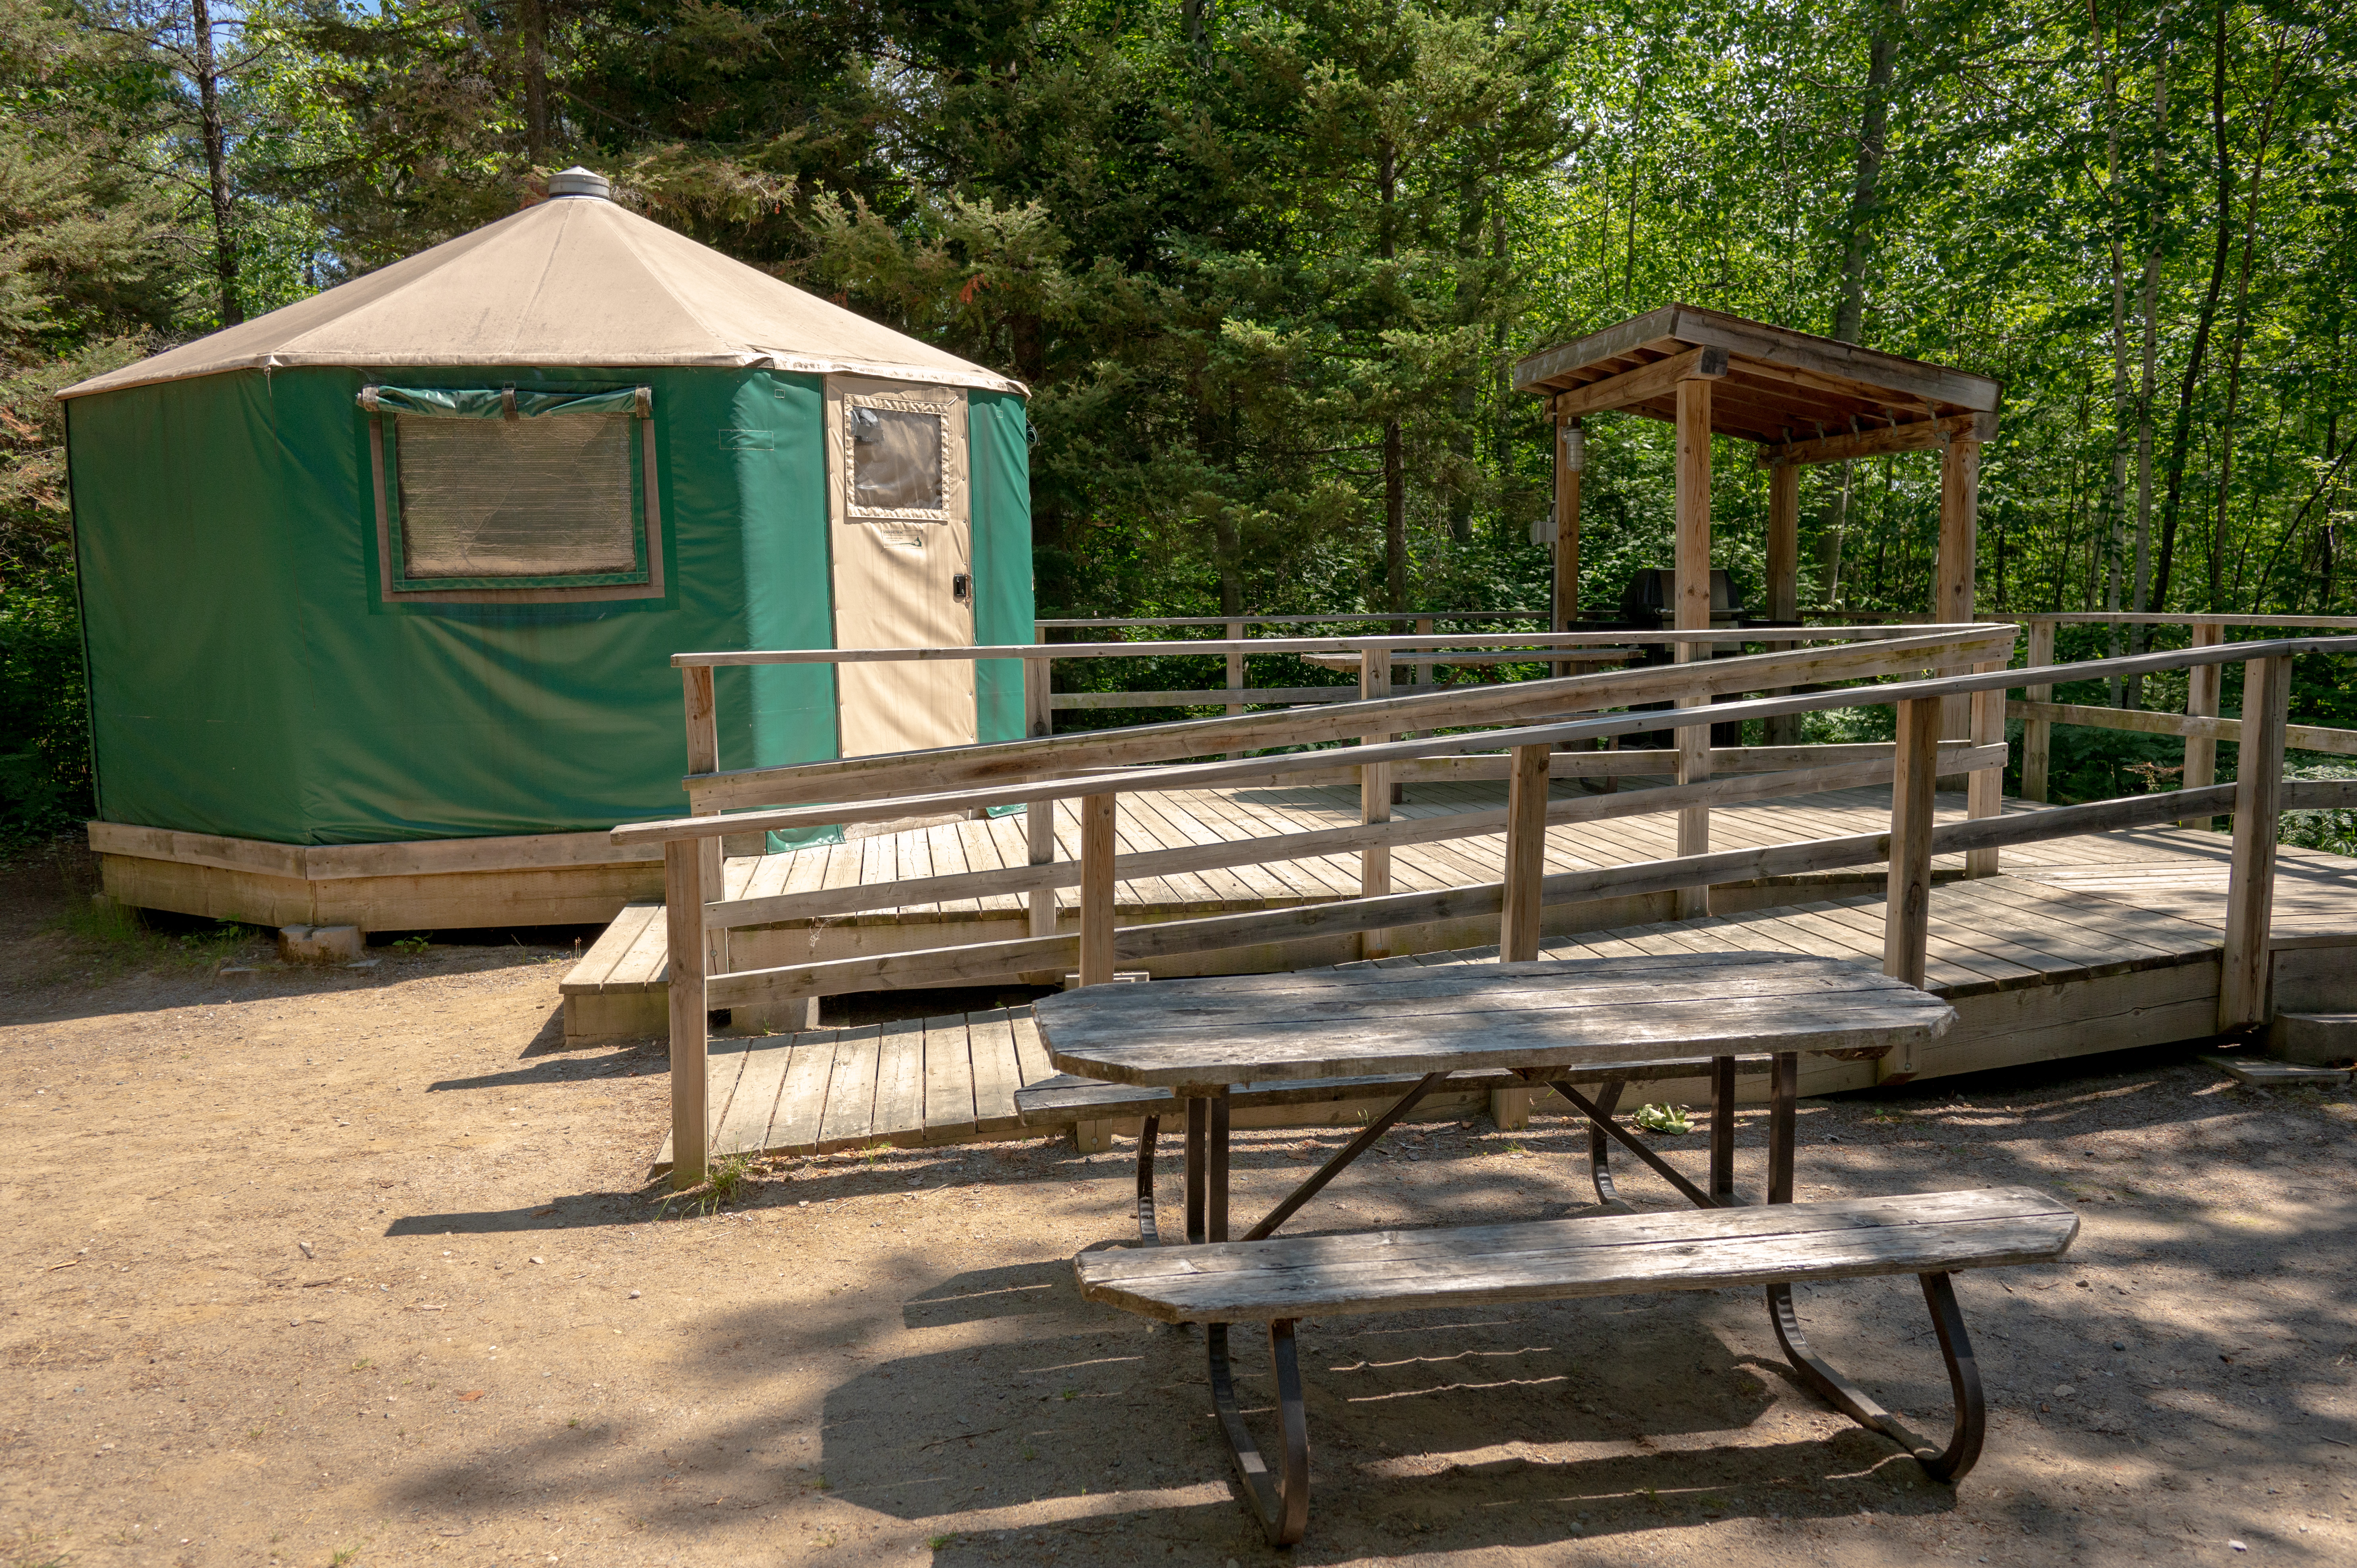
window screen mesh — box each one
[850,406,944,513]
[396,415,638,580]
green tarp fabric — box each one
[70,366,856,845]
[359,384,648,419]
[970,389,1033,743]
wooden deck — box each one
[570,778,2257,1041]
[642,806,2357,1168]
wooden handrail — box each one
[702,742,2009,930]
[1032,612,1540,628]
[695,779,2357,1012]
[2005,612,2357,628]
[670,623,1954,668]
[678,625,2017,816]
[622,632,2357,844]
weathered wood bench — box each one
[1017,1055,1775,1242]
[1077,1186,2078,1545]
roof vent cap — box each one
[547,167,610,201]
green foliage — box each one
[1633,1102,1691,1134]
[2283,763,2357,858]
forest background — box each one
[3,0,2355,842]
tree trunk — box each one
[2127,39,2167,697]
[1830,3,1901,345]
[2092,0,2129,701]
[523,0,549,162]
[190,0,240,327]
[2149,8,2233,627]
[1378,135,1406,609]
[2209,31,2292,615]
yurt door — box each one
[825,377,978,754]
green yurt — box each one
[61,167,1031,931]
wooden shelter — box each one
[1513,304,2002,914]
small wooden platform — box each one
[648,824,2357,1168]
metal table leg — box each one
[1709,1055,1737,1203]
[1184,1096,1208,1245]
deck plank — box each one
[713,1034,796,1157]
[767,1033,840,1154]
[815,1026,884,1151]
[923,1014,977,1140]
[968,1012,1027,1134]
[869,1020,928,1142]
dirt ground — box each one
[3,837,2355,1568]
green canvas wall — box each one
[68,365,1030,846]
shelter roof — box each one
[1512,304,1999,461]
[61,182,1023,400]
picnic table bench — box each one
[1034,952,2081,1547]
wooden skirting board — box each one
[89,821,664,933]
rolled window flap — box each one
[354,384,652,419]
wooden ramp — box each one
[649,832,2357,1168]
[575,780,2238,1044]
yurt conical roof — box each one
[60,170,1021,400]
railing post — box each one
[664,837,709,1190]
[2022,619,2054,802]
[1966,658,2003,877]
[1500,742,1551,962]
[1224,618,1246,720]
[1883,694,1941,995]
[2182,621,2225,828]
[681,666,730,975]
[1358,646,1393,957]
[1077,792,1118,986]
[1025,658,1058,939]
[1672,373,1712,920]
[2219,653,2290,1032]
[1763,458,1802,748]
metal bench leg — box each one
[1586,1077,1626,1205]
[1208,1319,1311,1547]
[1765,1270,1987,1483]
[1135,1114,1160,1245]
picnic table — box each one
[1034,951,2079,1546]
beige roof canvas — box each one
[61,173,1021,400]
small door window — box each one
[840,388,959,524]
[850,406,944,514]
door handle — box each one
[952,573,972,604]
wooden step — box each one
[1076,1187,2079,1325]
[2264,1011,2357,1069]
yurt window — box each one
[842,389,958,523]
[361,384,663,603]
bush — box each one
[0,559,91,844]
[2282,762,2357,857]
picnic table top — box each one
[1034,951,1955,1088]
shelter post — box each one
[1763,457,1802,747]
[1553,413,1583,657]
[1937,436,1980,743]
[1673,373,1714,918]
